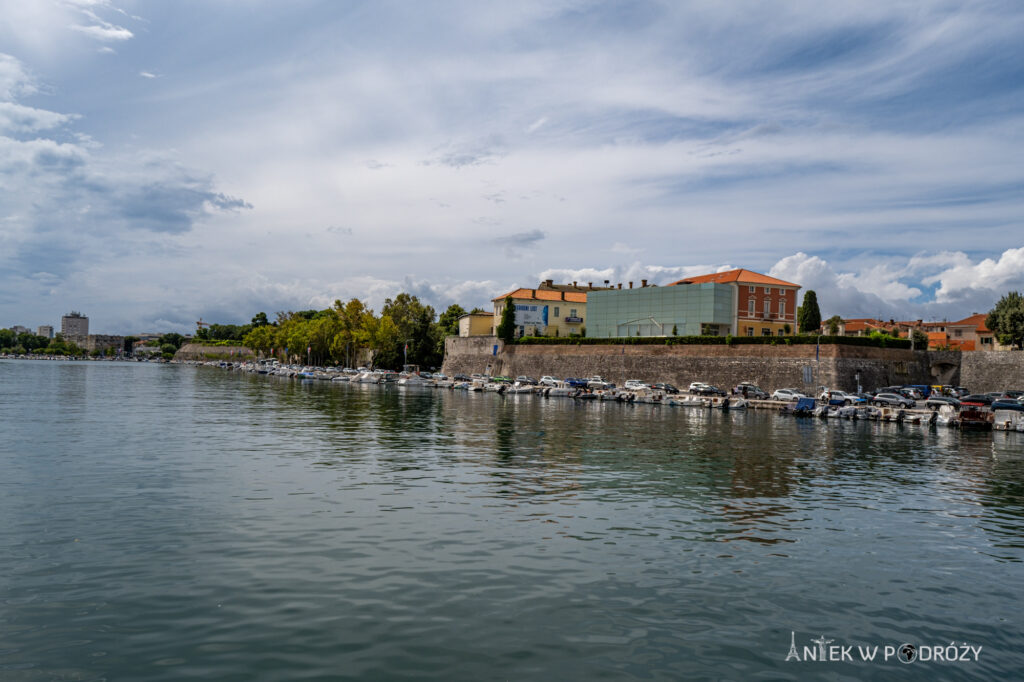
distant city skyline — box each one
[2,1,1023,334]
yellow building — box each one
[457,312,494,337]
[492,282,602,337]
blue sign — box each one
[493,344,498,356]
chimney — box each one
[560,291,565,300]
[588,282,593,289]
[604,280,610,286]
[573,281,577,287]
[641,279,648,287]
[629,281,633,289]
[545,279,553,287]
[531,289,536,298]
[617,283,622,289]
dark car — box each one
[873,392,915,408]
[695,384,725,396]
[733,383,769,399]
[515,376,537,385]
[651,383,680,394]
[453,374,471,382]
[925,395,961,411]
[565,377,589,388]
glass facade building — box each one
[587,283,736,338]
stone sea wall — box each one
[442,337,963,392]
[173,343,255,361]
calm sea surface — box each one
[1,360,1023,680]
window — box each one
[763,286,769,294]
[763,299,770,316]
[569,308,577,318]
[748,299,755,316]
[746,327,753,337]
[779,300,786,318]
[981,336,993,345]
[749,285,755,293]
[554,307,559,317]
[954,329,962,337]
[762,328,771,337]
[777,329,785,337]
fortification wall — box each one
[173,343,255,361]
[961,351,1024,392]
[443,338,944,393]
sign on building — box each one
[514,304,548,328]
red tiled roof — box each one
[948,313,990,333]
[492,288,588,303]
[669,268,800,288]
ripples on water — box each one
[1,360,1022,680]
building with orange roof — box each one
[491,280,611,337]
[947,313,1007,351]
[668,269,801,337]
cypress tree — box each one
[798,290,822,333]
[496,297,516,343]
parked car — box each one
[925,395,961,411]
[694,384,725,396]
[771,388,807,401]
[819,390,865,405]
[733,383,768,399]
[565,377,589,388]
[624,379,650,390]
[898,387,925,401]
[689,382,711,394]
[453,373,471,381]
[872,392,915,408]
[651,382,680,394]
[515,376,537,385]
[539,376,558,386]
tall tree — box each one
[496,297,516,343]
[824,315,843,335]
[382,293,438,367]
[798,290,822,333]
[986,291,1024,349]
[435,304,467,360]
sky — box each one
[1,0,1023,334]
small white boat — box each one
[993,403,1024,431]
[935,404,958,427]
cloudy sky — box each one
[2,0,1023,334]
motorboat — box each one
[992,401,1024,431]
[935,404,958,427]
[959,395,994,430]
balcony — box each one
[564,316,583,324]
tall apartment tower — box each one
[38,325,54,338]
[61,311,89,337]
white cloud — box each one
[0,101,77,133]
[139,71,157,79]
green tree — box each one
[251,312,270,327]
[798,290,822,333]
[986,291,1024,349]
[160,343,178,356]
[435,303,467,360]
[123,336,140,355]
[910,328,929,348]
[825,314,843,335]
[382,293,438,367]
[496,297,516,343]
[0,328,15,350]
[158,333,185,350]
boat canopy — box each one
[795,397,816,411]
